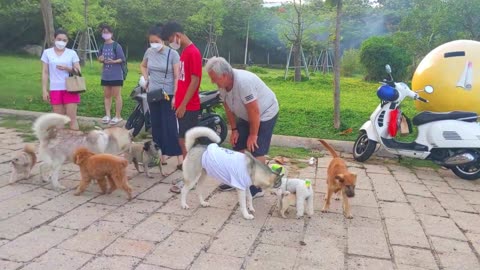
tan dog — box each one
[73,147,132,200]
[10,144,37,183]
[319,139,357,219]
[124,141,163,177]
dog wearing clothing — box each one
[181,127,284,220]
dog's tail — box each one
[319,139,339,158]
[32,113,71,142]
[185,127,221,151]
[23,144,37,168]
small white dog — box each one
[275,177,314,218]
[10,144,37,183]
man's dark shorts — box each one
[233,114,278,157]
[178,110,200,138]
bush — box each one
[359,36,411,81]
[341,49,364,77]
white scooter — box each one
[353,65,480,180]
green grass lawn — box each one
[0,54,419,141]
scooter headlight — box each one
[377,85,399,101]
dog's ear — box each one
[335,174,345,183]
[143,141,151,151]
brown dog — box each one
[319,140,357,219]
[73,147,132,200]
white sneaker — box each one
[109,117,123,125]
[101,116,111,124]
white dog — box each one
[33,113,133,190]
[181,127,284,220]
[275,177,314,218]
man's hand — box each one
[247,135,259,153]
[171,96,176,110]
[176,104,186,118]
[230,130,239,147]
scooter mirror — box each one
[424,85,434,94]
[385,64,392,74]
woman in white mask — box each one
[40,29,81,130]
[98,24,126,125]
[140,24,182,169]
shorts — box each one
[101,80,124,86]
[178,110,200,138]
[50,90,80,105]
[233,114,278,157]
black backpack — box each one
[100,41,128,80]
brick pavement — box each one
[0,126,480,270]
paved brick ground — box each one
[0,126,480,270]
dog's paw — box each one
[243,213,255,220]
[296,214,304,219]
[54,185,67,191]
[181,204,190,210]
[345,213,353,219]
[201,201,210,207]
[321,208,329,213]
[248,207,255,213]
[334,197,341,201]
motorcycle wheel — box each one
[353,131,377,162]
[125,105,145,137]
[451,162,480,181]
[211,115,228,145]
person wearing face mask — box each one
[160,21,202,193]
[140,24,182,168]
[40,29,82,130]
[205,57,279,198]
[97,24,126,125]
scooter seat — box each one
[412,111,478,126]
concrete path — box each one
[0,125,480,269]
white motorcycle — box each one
[353,65,480,180]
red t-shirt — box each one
[176,43,202,111]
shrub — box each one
[359,36,411,81]
[341,49,364,77]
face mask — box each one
[169,36,181,50]
[150,43,163,50]
[55,40,67,50]
[102,33,112,40]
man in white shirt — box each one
[205,57,279,197]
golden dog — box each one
[73,147,132,200]
[319,140,357,219]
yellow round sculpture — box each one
[412,40,480,114]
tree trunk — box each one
[333,0,342,129]
[40,0,55,48]
[293,42,302,82]
[79,0,89,66]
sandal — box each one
[176,164,183,171]
[170,181,183,193]
[101,116,111,124]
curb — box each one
[0,108,395,158]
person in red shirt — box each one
[161,21,202,193]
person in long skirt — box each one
[140,24,182,167]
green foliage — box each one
[187,0,227,37]
[0,54,421,142]
[247,66,268,74]
[359,36,410,81]
[0,0,43,49]
[52,0,116,33]
[340,48,363,77]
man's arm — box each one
[245,100,260,152]
[176,74,199,117]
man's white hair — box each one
[205,56,233,76]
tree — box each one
[40,0,55,48]
[326,0,343,129]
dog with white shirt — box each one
[181,127,284,220]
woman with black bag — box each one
[140,24,182,167]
